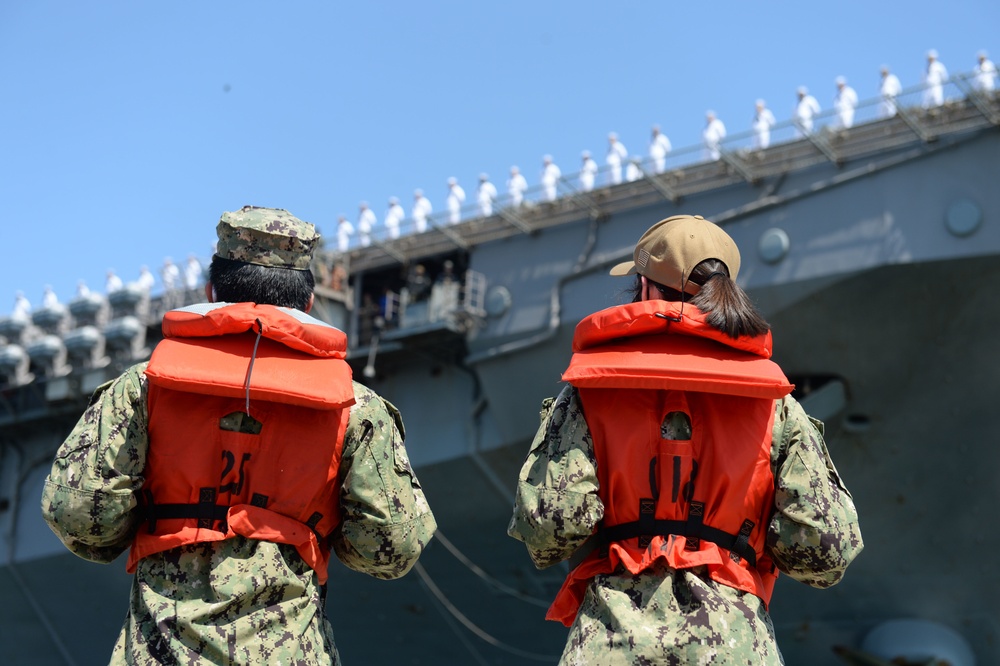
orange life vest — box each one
[547,300,794,626]
[131,302,355,584]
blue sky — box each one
[1,1,997,310]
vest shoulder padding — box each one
[148,304,354,410]
[162,303,347,359]
[146,335,354,409]
[564,334,793,399]
[573,301,773,358]
[565,302,792,399]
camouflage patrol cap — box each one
[215,205,318,271]
[610,214,740,294]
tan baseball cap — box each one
[610,214,740,294]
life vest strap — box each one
[600,515,758,566]
[731,519,755,564]
[638,498,656,548]
[141,487,227,533]
[139,489,326,540]
[685,501,705,552]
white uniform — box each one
[794,91,821,136]
[384,201,405,239]
[879,70,902,118]
[702,115,726,161]
[336,218,354,252]
[833,82,859,129]
[579,154,597,192]
[541,159,561,202]
[106,272,123,294]
[358,207,376,247]
[477,179,497,217]
[12,293,31,320]
[752,103,776,149]
[625,158,642,182]
[161,260,180,292]
[184,257,202,290]
[606,138,628,185]
[649,131,671,173]
[507,169,528,207]
[923,56,949,108]
[975,55,997,92]
[412,193,432,233]
[136,267,155,293]
[42,287,59,309]
[447,182,466,224]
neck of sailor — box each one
[203,281,316,314]
[640,275,662,302]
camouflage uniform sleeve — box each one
[766,394,864,587]
[331,381,436,579]
[507,384,604,569]
[40,363,149,564]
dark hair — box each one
[209,256,314,311]
[627,258,770,339]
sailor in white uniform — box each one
[833,76,858,129]
[648,125,671,173]
[446,177,465,224]
[579,151,597,192]
[106,270,123,294]
[184,255,202,291]
[161,258,180,294]
[625,156,643,182]
[477,173,497,217]
[702,110,726,161]
[42,285,61,310]
[135,266,156,294]
[384,196,405,239]
[879,65,902,118]
[922,49,948,109]
[336,215,354,252]
[507,166,528,207]
[12,291,31,320]
[412,189,432,233]
[606,132,628,185]
[358,201,376,246]
[541,155,561,202]
[794,86,821,136]
[752,99,776,149]
[974,50,997,93]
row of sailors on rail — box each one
[8,256,205,321]
[337,50,997,252]
[104,256,205,296]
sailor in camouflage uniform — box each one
[508,215,863,665]
[42,206,436,665]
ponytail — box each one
[689,259,770,338]
[625,259,770,338]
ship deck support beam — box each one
[638,163,682,203]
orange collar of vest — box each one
[572,301,773,359]
[162,303,347,359]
